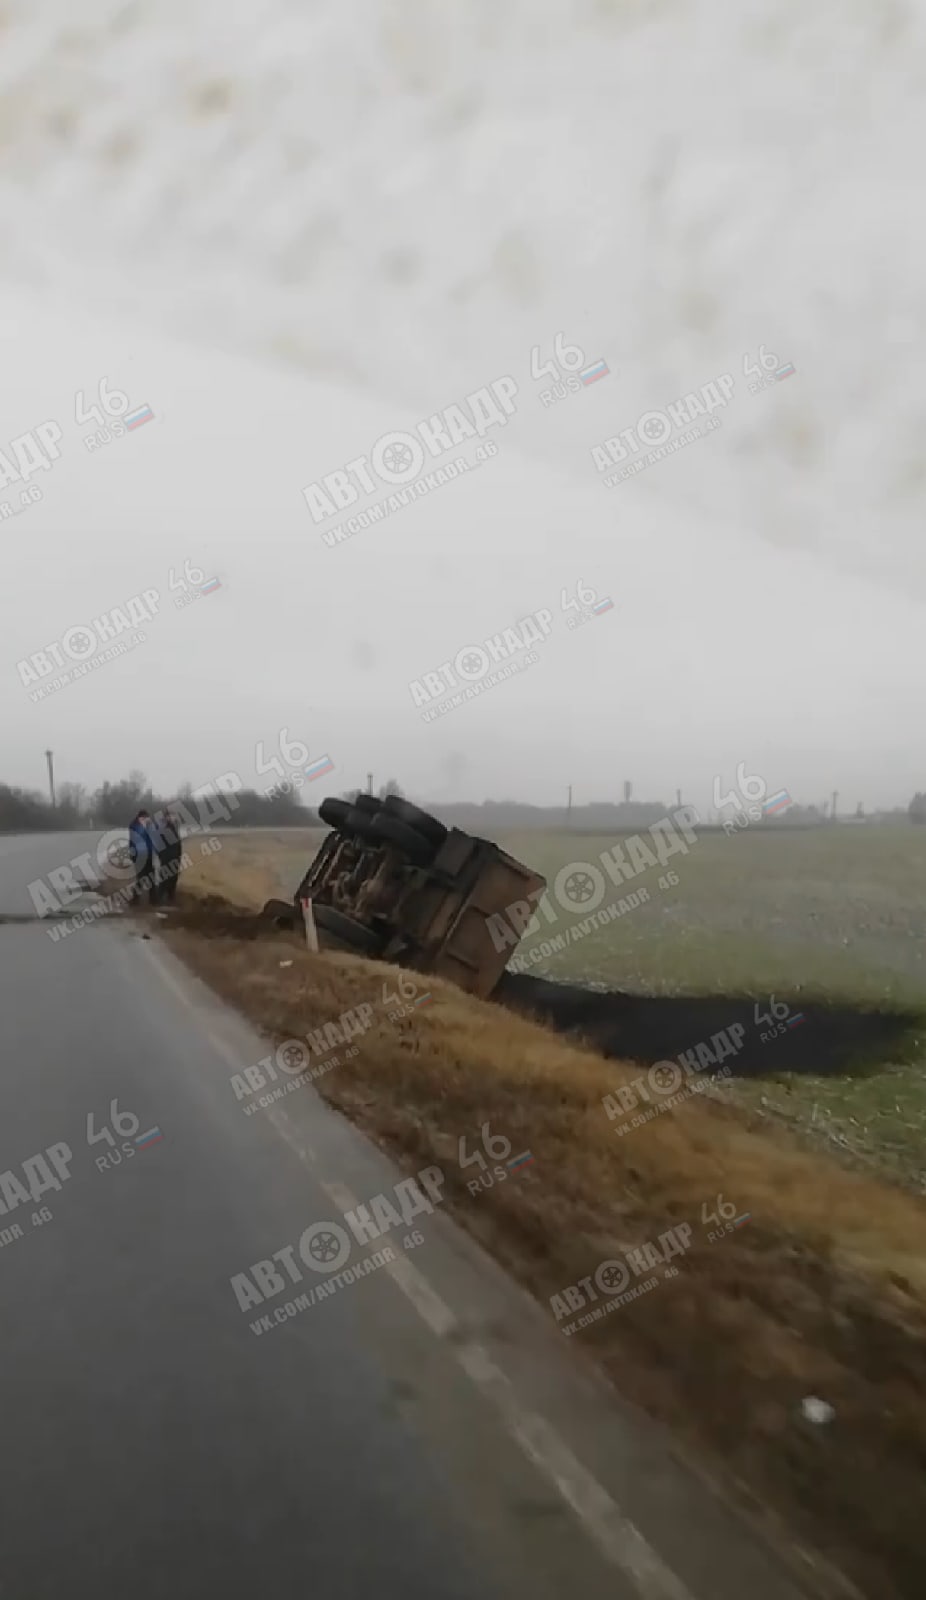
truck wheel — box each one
[261,898,295,929]
[345,806,383,842]
[368,812,434,864]
[313,903,383,954]
[318,798,353,831]
[382,795,447,848]
[352,794,382,815]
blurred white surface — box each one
[0,0,921,801]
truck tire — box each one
[318,798,353,831]
[352,794,382,816]
[313,903,383,954]
[368,811,434,864]
[345,806,384,843]
[382,795,447,848]
[261,897,295,929]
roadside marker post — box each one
[301,897,319,954]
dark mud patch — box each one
[159,894,288,941]
[497,973,916,1079]
[0,909,100,925]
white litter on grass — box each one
[279,960,293,968]
[801,1397,835,1425]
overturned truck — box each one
[266,794,545,1000]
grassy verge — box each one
[723,1059,926,1196]
[156,855,926,1600]
[182,827,926,1194]
[188,826,324,909]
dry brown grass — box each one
[180,828,324,909]
[159,859,926,1600]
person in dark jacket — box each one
[127,809,157,905]
[154,808,183,904]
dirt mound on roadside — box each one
[163,893,293,942]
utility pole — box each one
[44,749,56,810]
[366,772,374,795]
[676,787,682,810]
[565,785,573,829]
[831,790,838,823]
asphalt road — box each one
[0,832,812,1600]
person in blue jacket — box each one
[127,809,157,905]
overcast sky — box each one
[1,0,922,814]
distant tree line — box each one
[0,772,314,833]
[339,790,690,830]
[429,798,678,832]
[5,774,926,834]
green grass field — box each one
[496,824,926,1189]
[498,825,926,1005]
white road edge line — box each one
[143,945,698,1600]
[312,1171,698,1600]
